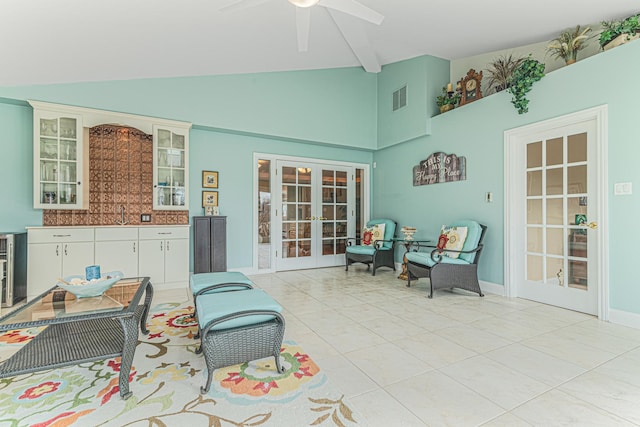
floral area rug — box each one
[0,302,364,426]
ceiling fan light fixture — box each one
[288,0,320,8]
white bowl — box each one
[57,271,123,298]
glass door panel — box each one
[154,127,188,209]
[520,124,597,314]
[35,114,81,208]
[278,164,315,269]
[275,161,355,271]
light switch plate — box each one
[614,182,632,195]
[141,214,151,222]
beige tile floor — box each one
[6,268,639,426]
[233,266,640,427]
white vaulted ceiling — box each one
[1,0,637,86]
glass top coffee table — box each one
[0,277,153,399]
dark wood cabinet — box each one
[193,216,227,273]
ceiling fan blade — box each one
[318,0,384,25]
[296,7,311,52]
[219,0,271,13]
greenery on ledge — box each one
[599,14,640,49]
[436,86,461,107]
[507,57,546,114]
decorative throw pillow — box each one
[362,227,374,246]
[370,223,386,244]
[362,223,386,246]
[436,233,449,251]
[440,225,468,258]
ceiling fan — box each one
[220,0,385,72]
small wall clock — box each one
[458,69,483,106]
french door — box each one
[274,160,355,271]
[506,107,607,316]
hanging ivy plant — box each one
[507,56,546,114]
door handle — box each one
[318,217,328,220]
[579,221,598,229]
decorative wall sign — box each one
[413,152,466,186]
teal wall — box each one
[0,101,41,232]
[188,128,372,270]
[0,67,378,150]
[376,55,449,148]
[0,67,376,273]
[373,41,640,315]
[1,44,639,317]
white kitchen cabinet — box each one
[30,102,89,210]
[94,227,139,278]
[153,125,189,210]
[138,227,189,286]
[27,228,95,299]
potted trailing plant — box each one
[546,25,592,65]
[436,86,461,113]
[485,54,525,93]
[599,14,640,50]
[507,56,545,114]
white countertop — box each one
[26,224,190,230]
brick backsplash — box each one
[42,125,189,226]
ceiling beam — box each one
[327,9,381,73]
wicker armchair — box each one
[406,220,487,298]
[345,219,397,276]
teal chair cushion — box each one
[406,250,471,268]
[196,289,282,331]
[446,220,482,263]
[190,271,253,295]
[366,219,396,249]
[346,245,377,255]
[406,220,482,267]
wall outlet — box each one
[141,214,151,222]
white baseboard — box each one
[609,308,640,330]
[479,281,505,296]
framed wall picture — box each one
[202,190,219,207]
[202,171,219,188]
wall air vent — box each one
[392,85,407,111]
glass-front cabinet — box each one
[33,109,87,210]
[153,125,189,210]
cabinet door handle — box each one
[160,241,163,251]
[53,234,71,238]
[167,241,170,251]
[64,244,68,256]
[56,244,59,256]
[133,242,136,253]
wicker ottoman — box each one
[190,272,254,327]
[196,288,285,394]
[190,271,254,299]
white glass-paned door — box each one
[275,160,354,271]
[518,121,598,314]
